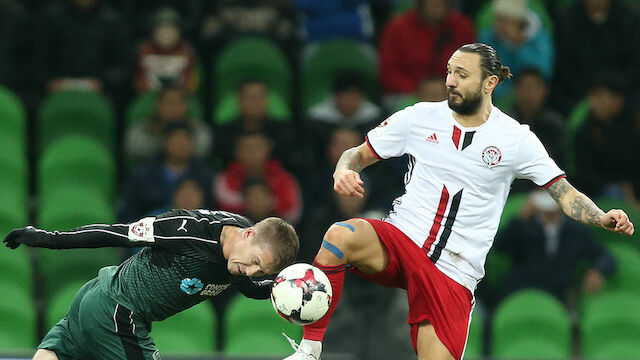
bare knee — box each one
[316,221,358,265]
[33,349,58,360]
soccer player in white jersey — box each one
[284,43,635,360]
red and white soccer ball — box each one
[270,263,332,325]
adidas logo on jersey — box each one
[426,133,439,144]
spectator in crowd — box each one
[242,178,277,224]
[573,73,635,199]
[134,7,199,93]
[113,0,204,41]
[303,127,362,215]
[506,67,565,168]
[120,122,214,222]
[214,132,302,224]
[293,0,374,47]
[37,0,129,99]
[198,0,298,58]
[306,72,381,162]
[553,0,640,114]
[214,79,296,169]
[124,86,212,164]
[378,0,474,105]
[479,0,554,101]
[493,190,616,305]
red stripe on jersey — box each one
[541,174,567,189]
[452,126,462,149]
[423,185,450,252]
[365,135,383,160]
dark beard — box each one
[447,88,483,116]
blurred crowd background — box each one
[0,0,639,359]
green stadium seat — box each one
[45,280,87,329]
[213,37,292,103]
[126,91,204,126]
[0,185,28,239]
[38,136,116,199]
[0,279,37,350]
[581,291,640,358]
[302,39,378,110]
[604,242,640,293]
[213,91,291,125]
[492,289,571,358]
[0,246,32,291]
[224,295,301,355]
[493,338,568,359]
[0,134,28,201]
[464,310,484,359]
[38,186,115,231]
[586,340,640,360]
[39,249,119,302]
[475,0,554,35]
[38,90,115,152]
[0,85,27,150]
[152,303,217,354]
[499,192,528,231]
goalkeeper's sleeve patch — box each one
[128,217,156,242]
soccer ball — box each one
[270,263,332,325]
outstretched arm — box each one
[546,178,634,235]
[333,142,379,198]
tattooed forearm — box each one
[336,147,366,172]
[545,178,604,226]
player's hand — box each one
[2,227,36,249]
[333,169,365,198]
[253,279,274,289]
[599,209,634,236]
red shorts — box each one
[351,218,474,360]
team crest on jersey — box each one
[481,146,502,167]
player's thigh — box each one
[416,321,455,360]
[33,349,59,360]
[319,218,389,273]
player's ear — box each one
[485,75,499,94]
[244,227,257,241]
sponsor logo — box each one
[481,146,502,167]
[377,119,389,128]
[180,278,204,295]
[200,283,230,297]
[426,133,439,144]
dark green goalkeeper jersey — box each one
[29,209,272,322]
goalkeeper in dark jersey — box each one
[2,209,299,360]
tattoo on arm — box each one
[336,148,365,172]
[546,178,605,226]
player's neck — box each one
[220,226,243,260]
[452,98,493,128]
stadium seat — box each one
[0,279,37,350]
[492,289,571,358]
[126,90,204,126]
[498,192,528,231]
[38,90,115,152]
[213,37,292,103]
[38,136,116,199]
[224,295,301,355]
[152,303,217,354]
[45,280,87,329]
[0,85,27,150]
[493,338,568,359]
[581,291,640,358]
[0,134,28,201]
[604,242,640,293]
[302,39,378,110]
[586,340,640,360]
[464,309,484,359]
[213,91,291,125]
[0,246,32,292]
[38,186,115,231]
[0,181,28,239]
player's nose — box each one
[445,74,456,88]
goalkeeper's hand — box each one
[3,226,37,249]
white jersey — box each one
[366,101,564,292]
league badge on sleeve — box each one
[481,146,502,167]
[128,217,155,242]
